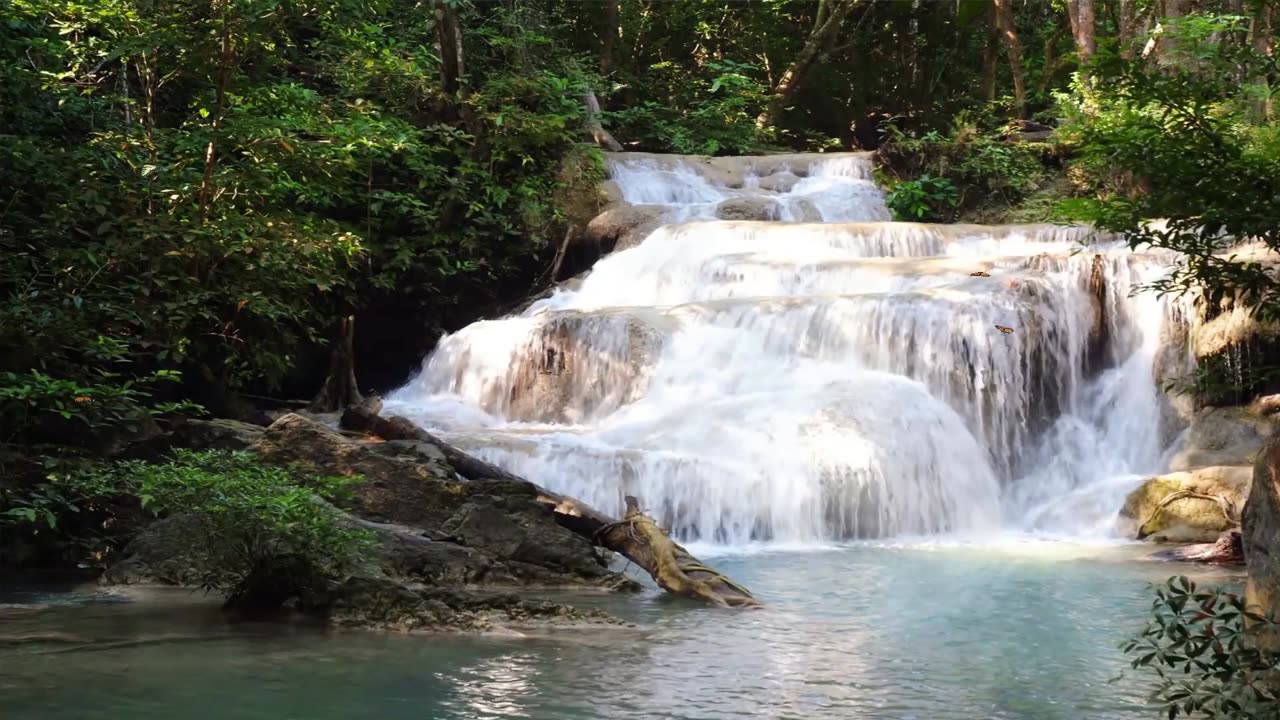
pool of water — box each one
[0,539,1243,720]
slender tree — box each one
[756,0,861,128]
[993,0,1027,118]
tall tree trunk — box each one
[1252,1,1275,121]
[599,0,617,75]
[993,0,1027,118]
[981,2,999,103]
[755,0,860,129]
[1119,0,1138,58]
[1066,0,1096,84]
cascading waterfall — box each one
[388,152,1181,545]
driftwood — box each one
[340,401,759,608]
[582,90,622,152]
[1137,489,1239,540]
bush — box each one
[1123,576,1280,719]
[886,175,959,222]
[2,450,371,606]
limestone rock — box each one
[714,197,781,221]
[753,172,799,193]
[1167,406,1280,471]
[582,203,665,253]
[1120,465,1252,542]
[1243,436,1280,623]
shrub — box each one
[886,175,959,222]
[1123,576,1280,719]
[2,450,371,607]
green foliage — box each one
[3,450,371,601]
[886,175,959,222]
[0,0,592,435]
[1123,577,1280,720]
[606,59,774,155]
[1060,15,1280,307]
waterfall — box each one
[388,152,1180,545]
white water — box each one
[389,152,1182,545]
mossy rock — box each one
[1120,466,1252,543]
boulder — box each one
[1244,435,1280,626]
[714,197,781,221]
[1120,465,1252,542]
[582,203,666,252]
[250,414,614,584]
[753,173,800,193]
[1167,406,1280,471]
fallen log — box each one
[340,401,760,608]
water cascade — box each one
[388,152,1182,545]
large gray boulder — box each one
[1167,406,1280,471]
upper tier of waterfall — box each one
[388,152,1182,545]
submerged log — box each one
[340,402,760,608]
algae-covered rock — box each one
[1120,466,1252,542]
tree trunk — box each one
[433,0,463,97]
[993,0,1026,118]
[1066,0,1096,84]
[310,315,363,412]
[340,402,761,608]
[600,0,618,75]
[755,0,860,129]
[1251,1,1274,122]
[582,89,622,151]
[1119,0,1138,58]
[981,3,999,103]
[1243,436,1280,650]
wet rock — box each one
[754,173,799,193]
[1244,435,1280,624]
[250,414,614,585]
[308,576,627,632]
[714,197,781,221]
[582,203,665,252]
[505,311,667,424]
[1148,530,1244,565]
[1120,466,1251,542]
[1167,406,1280,471]
[168,417,266,451]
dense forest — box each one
[4,1,1280,715]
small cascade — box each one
[389,152,1181,545]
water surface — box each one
[2,541,1241,720]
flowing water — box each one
[388,151,1180,543]
[3,153,1225,719]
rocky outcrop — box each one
[104,413,642,629]
[249,414,616,585]
[582,203,666,253]
[1243,435,1280,625]
[714,197,781,221]
[1167,406,1280,471]
[1119,465,1251,542]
